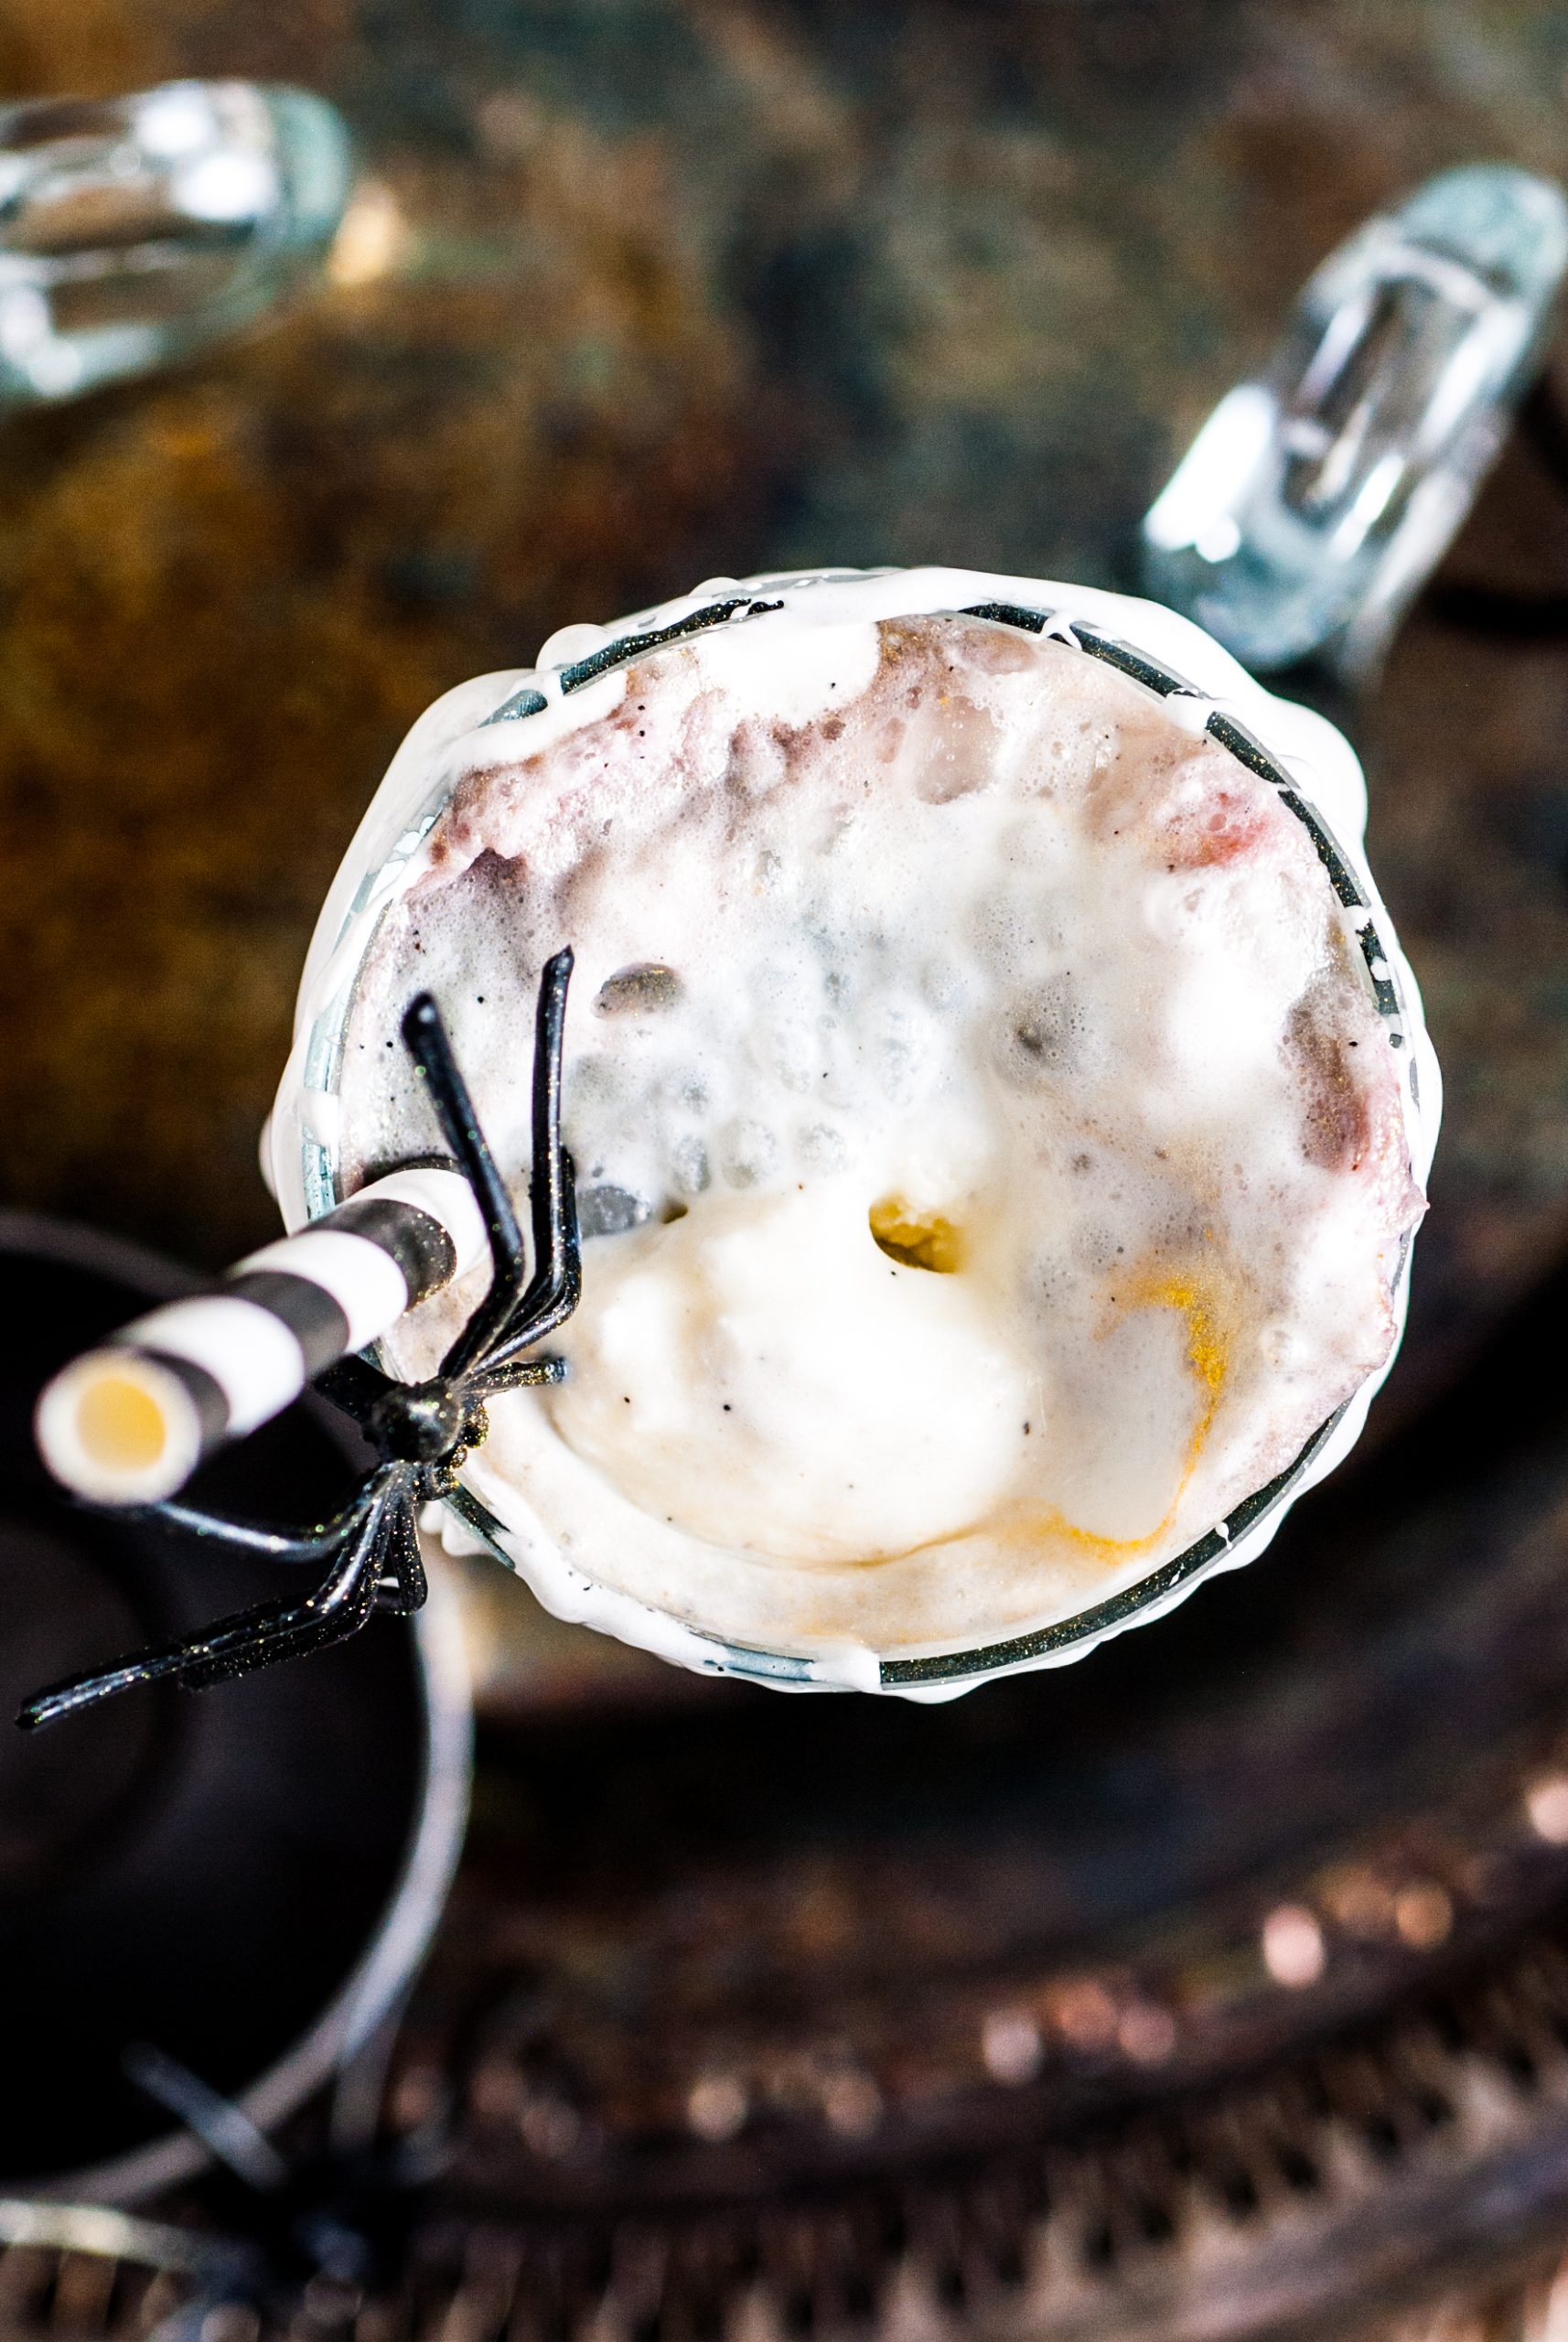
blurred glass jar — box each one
[0,81,350,409]
[1143,164,1568,683]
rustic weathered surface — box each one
[6,8,1568,2333]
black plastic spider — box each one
[18,950,581,1731]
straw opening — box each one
[36,1351,205,1506]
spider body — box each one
[19,951,581,1731]
[362,1376,485,1466]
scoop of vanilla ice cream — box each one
[547,1187,1038,1563]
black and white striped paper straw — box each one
[35,1168,488,1506]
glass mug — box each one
[265,564,1441,1701]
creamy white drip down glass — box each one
[265,567,1439,1701]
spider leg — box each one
[499,942,583,1345]
[118,1483,380,1565]
[433,948,575,1381]
[172,1577,380,1692]
[521,954,578,1309]
[401,989,530,1375]
[371,1476,426,1615]
[470,1134,581,1380]
[471,1353,568,1398]
[173,1481,400,1689]
[18,1469,408,1729]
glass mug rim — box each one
[276,566,1435,1698]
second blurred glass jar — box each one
[0,80,350,409]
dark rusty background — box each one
[5,7,1568,2335]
